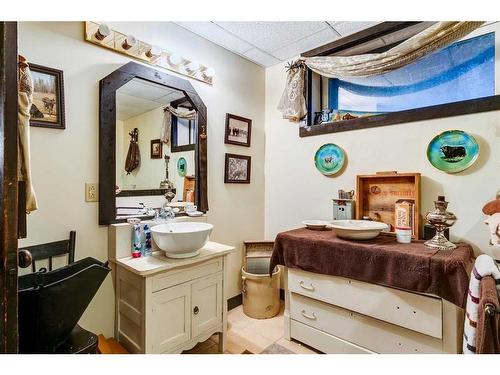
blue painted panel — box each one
[328,32,495,113]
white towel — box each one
[463,254,500,353]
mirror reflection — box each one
[115,78,196,219]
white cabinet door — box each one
[151,283,191,353]
[191,273,223,337]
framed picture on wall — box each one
[150,139,163,159]
[29,64,65,129]
[224,153,251,184]
[224,113,252,147]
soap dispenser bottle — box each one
[142,224,152,257]
[127,218,142,258]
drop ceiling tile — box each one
[271,28,340,61]
[176,22,254,54]
[215,21,328,53]
[328,22,381,36]
[118,79,174,101]
[154,91,186,105]
[116,93,163,120]
[243,48,280,67]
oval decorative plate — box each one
[177,157,187,177]
[427,130,479,173]
[314,143,345,176]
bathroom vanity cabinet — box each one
[108,222,234,354]
[283,268,464,354]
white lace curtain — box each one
[278,21,485,122]
[160,105,197,144]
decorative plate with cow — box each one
[314,143,346,176]
[427,130,479,173]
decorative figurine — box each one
[424,195,457,250]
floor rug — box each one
[260,343,294,354]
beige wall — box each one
[265,60,500,257]
[18,21,266,338]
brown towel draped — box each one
[476,276,500,353]
[125,128,140,175]
[270,227,474,307]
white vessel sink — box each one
[330,220,388,240]
[150,222,213,258]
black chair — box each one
[23,230,76,273]
[18,231,110,354]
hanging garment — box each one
[160,110,172,144]
[278,21,484,121]
[160,105,196,144]
[125,128,140,175]
[18,55,38,213]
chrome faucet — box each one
[156,206,175,221]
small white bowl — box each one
[330,220,388,240]
[302,220,331,230]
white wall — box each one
[265,60,500,257]
[18,22,265,338]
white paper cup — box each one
[396,228,412,244]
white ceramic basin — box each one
[150,222,213,258]
[330,220,388,240]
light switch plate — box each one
[85,183,98,202]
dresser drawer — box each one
[290,320,373,354]
[288,268,442,339]
[152,258,222,292]
[290,293,443,354]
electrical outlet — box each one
[85,183,98,202]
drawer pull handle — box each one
[299,281,315,291]
[194,306,199,315]
[301,310,317,320]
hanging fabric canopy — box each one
[278,21,485,122]
[160,105,197,144]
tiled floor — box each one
[183,302,319,354]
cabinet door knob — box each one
[18,249,32,268]
[193,306,199,315]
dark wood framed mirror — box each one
[99,62,208,225]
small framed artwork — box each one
[224,113,252,147]
[224,153,251,184]
[150,139,163,159]
[29,64,65,129]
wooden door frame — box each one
[0,21,19,354]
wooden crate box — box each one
[355,172,421,239]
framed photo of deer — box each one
[224,113,252,147]
[29,64,65,129]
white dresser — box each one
[108,221,235,354]
[283,267,464,354]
